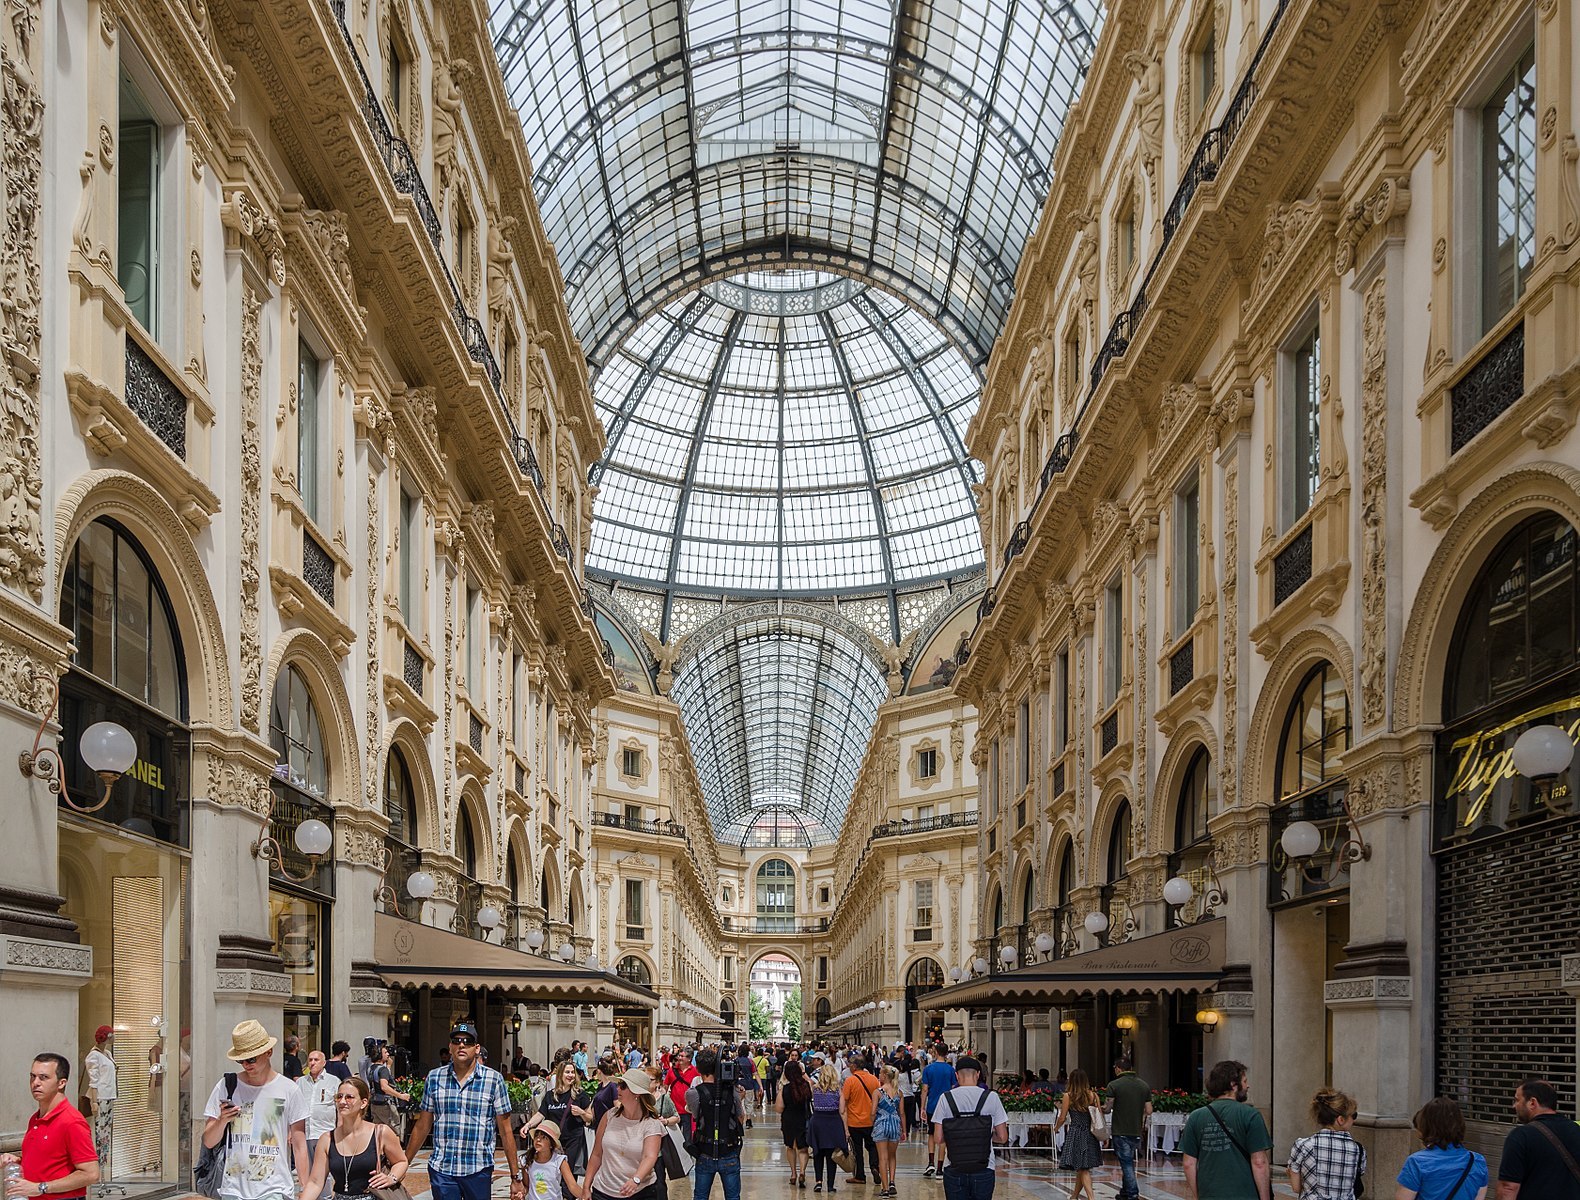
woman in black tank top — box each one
[300,1077,409,1200]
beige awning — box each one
[918,919,1226,1011]
[375,914,659,1008]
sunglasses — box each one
[450,1037,477,1047]
[238,1054,266,1066]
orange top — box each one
[842,1071,880,1126]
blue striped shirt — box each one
[421,1062,511,1177]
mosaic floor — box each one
[399,1112,1300,1199]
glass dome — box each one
[588,272,983,599]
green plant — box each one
[506,1079,533,1111]
[1150,1089,1209,1114]
[394,1076,424,1110]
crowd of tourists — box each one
[4,1028,1578,1200]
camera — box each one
[717,1054,738,1086]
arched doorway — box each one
[614,956,653,1047]
[904,958,945,1044]
[56,517,191,1187]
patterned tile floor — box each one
[400,1113,1299,1200]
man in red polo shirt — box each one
[2,1054,99,1200]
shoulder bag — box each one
[193,1073,238,1198]
[1438,1151,1476,1200]
[661,1123,695,1178]
[369,1123,414,1200]
[1530,1121,1580,1185]
[1204,1101,1258,1189]
[1088,1102,1108,1142]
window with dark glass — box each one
[1286,322,1321,526]
[58,520,189,841]
[1107,802,1132,882]
[270,666,328,802]
[625,879,644,935]
[1104,579,1123,703]
[1055,646,1070,752]
[1482,46,1537,331]
[1175,473,1200,633]
[1278,665,1351,801]
[1167,750,1216,924]
[618,955,650,986]
[298,337,324,527]
[117,66,163,337]
[399,489,420,630]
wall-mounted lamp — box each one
[251,790,333,882]
[971,957,989,976]
[524,927,545,951]
[510,1012,523,1034]
[585,953,601,972]
[394,997,414,1027]
[1083,910,1109,936]
[948,965,963,981]
[557,942,576,962]
[18,686,137,813]
[1195,1009,1220,1029]
[1115,1013,1138,1032]
[1163,871,1228,921]
[477,905,502,932]
[1512,724,1576,778]
[1280,789,1373,884]
[1034,932,1056,960]
[998,944,1018,968]
[1059,1018,1077,1034]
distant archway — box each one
[749,952,803,1040]
[904,957,946,1045]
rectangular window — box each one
[117,68,163,337]
[917,747,938,780]
[914,880,934,937]
[988,738,1000,817]
[625,879,644,936]
[385,26,408,133]
[917,804,934,822]
[1285,322,1321,526]
[724,955,735,986]
[1055,646,1070,752]
[465,586,482,695]
[817,957,828,988]
[511,654,523,745]
[546,702,558,791]
[818,885,830,905]
[1196,24,1217,112]
[1117,198,1136,279]
[1481,46,1537,331]
[1174,473,1201,634]
[621,747,642,778]
[1063,330,1082,406]
[398,489,420,630]
[1104,578,1123,704]
[297,338,324,527]
[623,802,641,824]
[1018,701,1030,790]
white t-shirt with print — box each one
[204,1072,308,1200]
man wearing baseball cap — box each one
[199,1020,310,1200]
[404,1021,524,1200]
[83,1027,117,1173]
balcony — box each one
[872,809,979,838]
[125,337,187,459]
[1450,321,1525,453]
[595,811,687,839]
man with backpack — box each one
[686,1049,745,1200]
[197,1021,309,1200]
[931,1057,1008,1200]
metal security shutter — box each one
[112,875,165,1179]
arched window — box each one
[1167,750,1217,925]
[617,955,651,986]
[458,809,478,878]
[1277,664,1351,801]
[384,750,419,846]
[507,852,520,904]
[1106,802,1132,882]
[57,518,189,841]
[815,997,831,1027]
[60,518,186,721]
[1174,748,1214,851]
[1056,841,1075,906]
[906,958,945,988]
[989,885,1004,933]
[1270,663,1355,904]
[1447,512,1577,721]
[270,666,328,800]
[720,996,736,1028]
[755,858,795,931]
[1019,869,1036,925]
[1052,840,1076,956]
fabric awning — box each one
[918,919,1226,1011]
[375,914,659,1008]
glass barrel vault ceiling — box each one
[488,0,1104,371]
[669,610,889,845]
[587,271,983,599]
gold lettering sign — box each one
[1444,697,1580,830]
[127,757,165,790]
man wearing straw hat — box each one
[200,1021,309,1200]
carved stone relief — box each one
[239,287,264,731]
[1358,276,1388,728]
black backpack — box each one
[193,1073,238,1197]
[940,1088,993,1173]
[687,1081,744,1159]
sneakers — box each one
[921,1166,935,1179]
[814,1184,823,1193]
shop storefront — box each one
[55,518,192,1188]
[1434,511,1580,1153]
[267,666,337,1054]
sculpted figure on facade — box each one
[486,212,518,340]
[1074,210,1100,319]
[1123,43,1165,180]
[431,49,473,200]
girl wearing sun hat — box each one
[583,1071,664,1200]
[524,1121,582,1200]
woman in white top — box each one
[583,1070,664,1200]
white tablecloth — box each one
[1004,1112,1065,1153]
[1149,1112,1186,1154]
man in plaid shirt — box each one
[404,1022,525,1200]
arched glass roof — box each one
[488,0,1103,370]
[587,270,983,603]
[668,609,888,845]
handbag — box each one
[661,1125,694,1178]
[831,1147,854,1174]
[193,1073,237,1198]
[1088,1104,1108,1142]
[369,1125,414,1200]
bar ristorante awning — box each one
[375,914,659,1008]
[918,919,1227,1011]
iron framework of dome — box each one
[488,0,1103,371]
[586,271,983,630]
